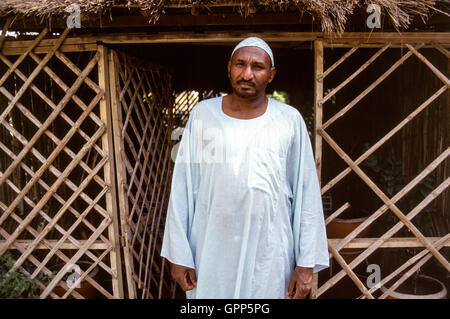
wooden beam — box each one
[328,237,450,249]
[325,202,351,225]
[321,44,360,80]
[2,32,450,55]
[69,32,450,45]
[109,50,138,300]
[321,43,390,105]
[433,42,450,58]
[406,43,450,87]
[321,43,421,131]
[314,39,324,183]
[98,43,125,299]
[0,240,109,250]
[311,39,323,300]
[328,243,374,299]
[2,43,97,54]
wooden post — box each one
[98,44,124,298]
[108,50,137,299]
[314,39,324,183]
[311,39,324,299]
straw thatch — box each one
[0,0,448,33]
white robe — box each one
[161,96,329,299]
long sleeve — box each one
[161,109,199,269]
[287,112,329,273]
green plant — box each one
[0,252,51,299]
[267,90,290,104]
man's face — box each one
[228,46,276,99]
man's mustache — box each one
[236,79,255,86]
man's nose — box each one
[241,65,254,81]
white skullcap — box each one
[230,37,274,66]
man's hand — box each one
[170,263,197,291]
[286,266,313,299]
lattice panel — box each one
[0,29,121,298]
[110,51,176,299]
[314,40,450,299]
[173,89,222,128]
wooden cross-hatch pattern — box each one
[173,89,222,128]
[109,51,176,299]
[1,26,449,299]
[313,39,449,299]
[0,28,123,298]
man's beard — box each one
[232,80,261,99]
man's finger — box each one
[293,283,304,299]
[294,284,310,299]
[173,271,191,291]
[286,279,296,298]
[182,276,194,291]
[187,269,197,286]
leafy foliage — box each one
[267,90,290,104]
[0,252,51,299]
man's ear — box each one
[268,66,276,84]
[227,60,231,78]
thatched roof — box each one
[0,0,449,33]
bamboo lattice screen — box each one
[0,26,221,299]
[109,51,176,299]
[313,39,449,299]
[0,28,123,298]
[173,89,221,127]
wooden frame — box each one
[314,38,449,299]
[2,32,450,55]
[0,28,122,299]
[98,44,125,299]
[109,50,176,299]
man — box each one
[161,37,329,299]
